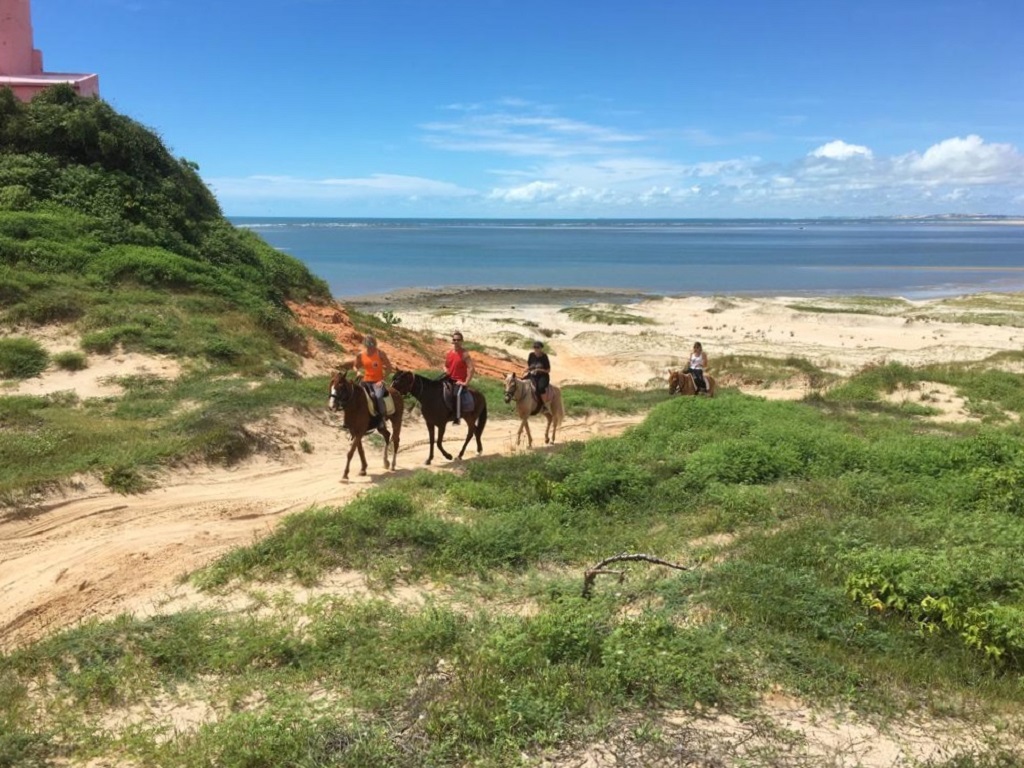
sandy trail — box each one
[0,409,642,650]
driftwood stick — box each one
[582,552,691,599]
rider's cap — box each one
[532,340,544,348]
[363,334,377,347]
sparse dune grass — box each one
[496,330,540,351]
[716,353,838,390]
[786,296,913,315]
[559,304,655,325]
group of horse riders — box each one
[351,332,711,433]
[352,331,557,426]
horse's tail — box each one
[476,397,488,436]
[551,387,565,425]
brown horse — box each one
[503,373,565,447]
[668,369,716,397]
[392,370,487,464]
[328,371,404,480]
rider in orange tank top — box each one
[353,335,393,419]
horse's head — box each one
[391,369,413,395]
[667,370,681,395]
[503,373,517,403]
[328,371,354,411]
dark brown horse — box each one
[328,371,404,480]
[392,370,487,464]
[668,369,716,397]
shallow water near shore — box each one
[236,217,1024,299]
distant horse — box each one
[503,373,565,447]
[328,371,404,480]
[668,369,716,397]
[392,370,487,464]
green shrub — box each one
[0,336,48,378]
[0,183,33,210]
[51,350,87,371]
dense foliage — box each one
[0,85,329,364]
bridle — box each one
[504,374,525,404]
[394,371,423,398]
[329,377,353,410]
[668,371,682,395]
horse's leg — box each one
[389,416,400,470]
[473,401,486,456]
[522,417,533,448]
[436,422,453,461]
[343,436,360,480]
[378,426,392,469]
[425,423,435,465]
[457,416,475,459]
[356,438,368,476]
[544,413,553,444]
[515,418,528,447]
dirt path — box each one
[0,410,643,650]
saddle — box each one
[685,369,709,395]
[360,382,394,418]
[442,380,474,415]
[525,374,551,416]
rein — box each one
[410,373,424,397]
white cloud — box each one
[488,181,561,203]
[809,140,874,160]
[902,135,1024,183]
[214,108,1024,216]
[421,101,646,158]
[209,173,474,201]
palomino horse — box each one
[328,371,404,480]
[503,373,565,447]
[391,370,487,464]
[668,369,716,397]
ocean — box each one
[232,218,1024,300]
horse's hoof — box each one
[359,470,367,476]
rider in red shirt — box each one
[444,331,475,424]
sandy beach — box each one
[349,288,1024,390]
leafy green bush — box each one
[0,336,48,378]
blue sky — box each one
[34,0,1024,218]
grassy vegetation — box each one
[3,368,1022,766]
[0,86,330,373]
[0,336,47,378]
[716,353,839,391]
[559,304,655,325]
[787,294,1024,328]
[787,296,913,315]
[0,372,330,500]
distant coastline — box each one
[236,216,1024,300]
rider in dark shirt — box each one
[525,340,551,400]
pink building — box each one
[0,0,98,101]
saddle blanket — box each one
[361,384,395,417]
